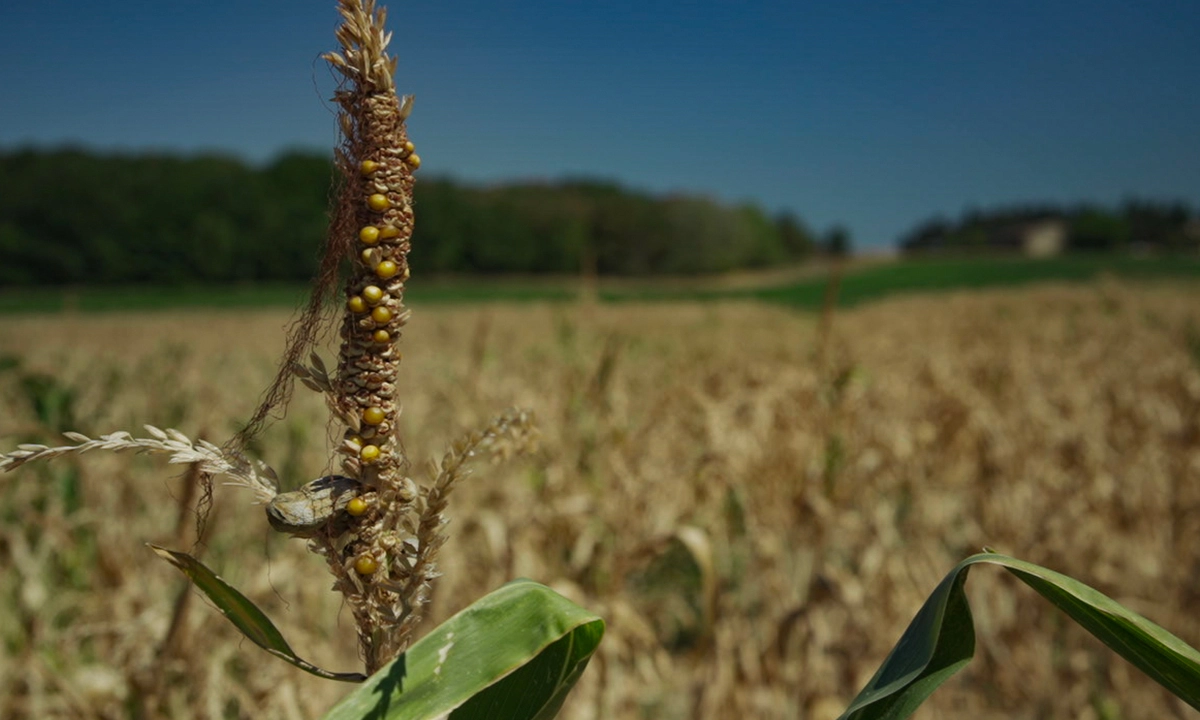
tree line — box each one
[0,148,849,286]
[899,201,1199,255]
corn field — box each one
[1,279,1199,719]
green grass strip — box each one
[2,255,1198,314]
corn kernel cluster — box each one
[334,100,420,500]
[319,0,444,670]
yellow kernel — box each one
[361,249,375,264]
[368,193,390,211]
[379,225,400,239]
[354,555,379,575]
[346,434,364,448]
[359,160,379,175]
[360,444,381,462]
[347,296,367,313]
[359,226,380,245]
[361,285,384,304]
[373,329,390,344]
[362,407,386,426]
[402,141,415,154]
[401,265,411,281]
[371,306,392,324]
[406,153,421,170]
[346,497,369,516]
[376,260,398,279]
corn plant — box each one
[0,2,602,717]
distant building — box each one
[901,217,1066,257]
[900,204,1198,256]
[1018,219,1066,257]
[985,219,1067,257]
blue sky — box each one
[2,1,1198,249]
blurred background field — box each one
[4,3,1200,717]
[2,277,1198,719]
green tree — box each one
[775,211,815,260]
[822,225,852,257]
[1069,206,1130,251]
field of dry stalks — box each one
[1,279,1199,719]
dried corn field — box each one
[1,280,1199,719]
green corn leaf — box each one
[839,551,1200,719]
[994,554,1200,708]
[147,544,366,683]
[323,578,605,720]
